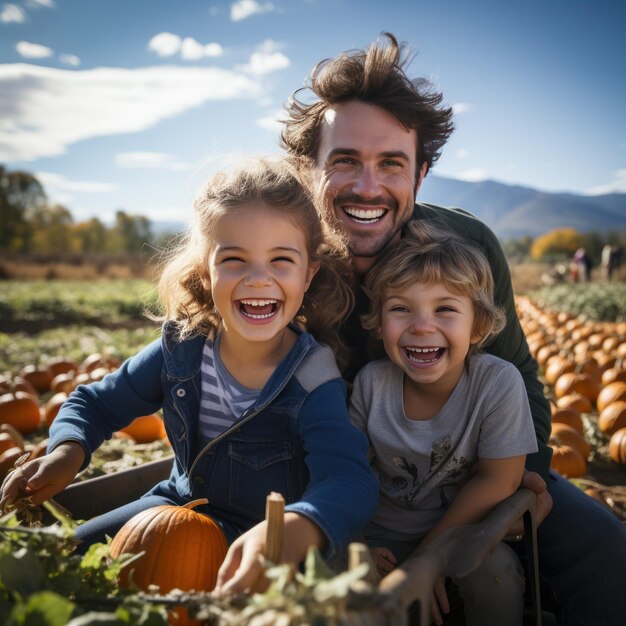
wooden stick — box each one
[265,491,285,564]
[348,542,380,585]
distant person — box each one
[281,31,626,625]
[0,157,378,594]
[350,223,537,626]
[573,247,592,282]
[601,243,621,281]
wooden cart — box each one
[54,458,544,625]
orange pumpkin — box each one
[556,393,593,414]
[0,446,26,481]
[549,443,587,478]
[0,423,25,454]
[554,372,600,404]
[50,372,76,395]
[601,367,626,387]
[119,414,167,444]
[46,357,79,378]
[109,499,228,626]
[598,401,626,436]
[0,391,42,434]
[544,358,575,386]
[43,392,68,428]
[608,428,626,465]
[19,364,54,395]
[596,381,626,413]
[550,407,584,434]
[549,423,590,459]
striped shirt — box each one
[198,333,260,443]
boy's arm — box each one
[419,455,526,547]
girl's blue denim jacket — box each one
[49,322,378,558]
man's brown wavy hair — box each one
[281,32,454,177]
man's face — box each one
[316,100,427,274]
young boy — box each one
[349,222,538,626]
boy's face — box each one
[380,281,480,396]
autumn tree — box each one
[0,166,47,252]
[530,227,584,261]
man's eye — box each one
[333,157,356,165]
[382,160,402,168]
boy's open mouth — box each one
[404,346,445,363]
[238,299,280,320]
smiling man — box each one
[282,33,626,626]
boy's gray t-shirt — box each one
[349,352,538,536]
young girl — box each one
[349,222,538,626]
[1,157,378,594]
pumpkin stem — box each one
[183,498,209,510]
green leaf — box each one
[302,546,336,584]
[0,547,46,597]
[6,591,74,626]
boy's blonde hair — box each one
[362,221,505,354]
[155,157,354,368]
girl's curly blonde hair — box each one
[154,157,355,368]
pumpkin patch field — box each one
[516,282,626,521]
[0,278,625,625]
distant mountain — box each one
[418,175,626,239]
[150,176,626,241]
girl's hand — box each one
[371,546,397,578]
[430,575,450,626]
[213,512,324,596]
[0,441,85,509]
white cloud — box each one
[36,171,117,206]
[59,53,80,66]
[455,168,488,182]
[27,0,55,8]
[180,37,223,60]
[148,32,181,57]
[148,32,223,60]
[1,3,25,22]
[238,41,290,75]
[257,109,284,131]
[0,63,262,161]
[16,41,53,58]
[231,0,275,21]
[452,102,473,115]
[116,152,191,171]
[586,169,626,195]
[257,38,284,54]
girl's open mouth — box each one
[238,299,280,320]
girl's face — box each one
[380,280,480,396]
[205,203,319,346]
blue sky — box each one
[1,0,625,225]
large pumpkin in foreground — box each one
[110,498,228,625]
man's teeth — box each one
[344,207,385,222]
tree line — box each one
[1,165,156,256]
[502,227,626,266]
[2,165,624,264]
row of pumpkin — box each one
[516,296,626,476]
[0,352,168,482]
